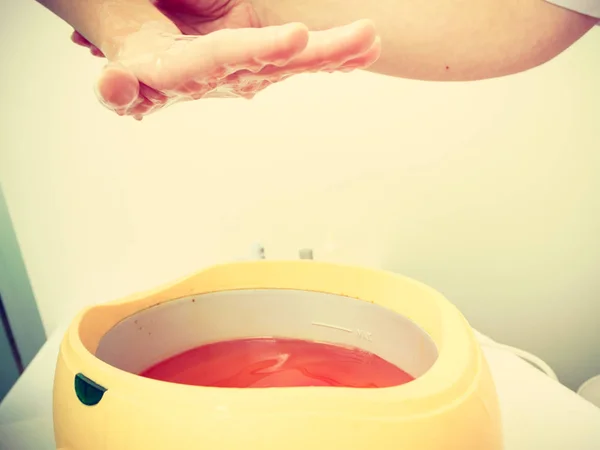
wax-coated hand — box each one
[71,0,380,119]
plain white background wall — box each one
[1,2,599,390]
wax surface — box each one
[139,338,415,388]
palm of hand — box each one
[72,0,380,119]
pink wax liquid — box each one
[139,337,415,388]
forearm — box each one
[252,0,597,80]
[36,0,177,59]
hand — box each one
[71,0,381,120]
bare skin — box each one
[38,0,380,119]
[39,0,597,119]
[251,0,598,81]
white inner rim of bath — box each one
[95,289,439,379]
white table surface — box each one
[1,328,599,450]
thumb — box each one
[95,62,140,114]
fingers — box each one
[139,83,169,104]
[224,20,380,89]
[144,22,309,90]
[90,47,106,58]
[95,63,141,115]
[204,22,309,68]
[255,20,379,77]
[125,22,310,93]
[212,33,379,101]
[71,31,105,58]
[71,31,89,47]
[90,20,379,119]
[338,36,382,71]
